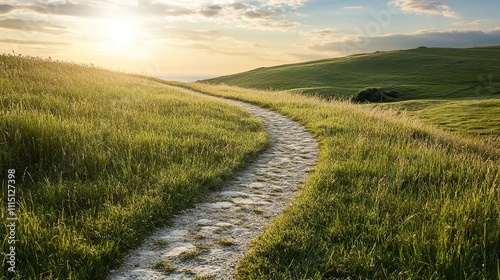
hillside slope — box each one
[180,82,500,279]
[205,46,500,100]
[0,54,267,279]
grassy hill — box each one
[205,46,500,99]
[0,54,267,279]
[205,46,500,138]
[2,49,498,279]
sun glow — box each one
[106,20,138,45]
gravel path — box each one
[108,88,319,280]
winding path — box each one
[108,87,319,280]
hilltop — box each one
[205,46,500,100]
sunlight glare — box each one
[106,20,138,45]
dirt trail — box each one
[108,88,319,280]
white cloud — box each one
[4,1,307,32]
[450,20,488,26]
[307,28,500,54]
[390,0,460,18]
[258,0,308,9]
[301,28,339,42]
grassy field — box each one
[0,55,267,279]
[379,99,500,138]
[175,82,500,279]
[205,46,500,139]
[205,46,500,100]
[2,49,499,279]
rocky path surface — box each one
[108,88,319,280]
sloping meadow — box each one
[178,82,500,279]
[0,55,267,279]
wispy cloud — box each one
[344,6,365,10]
[0,19,68,35]
[307,28,500,54]
[2,1,307,31]
[158,28,225,41]
[182,2,304,31]
[391,0,460,18]
[301,28,340,42]
[301,28,359,47]
[260,0,308,10]
[0,4,15,14]
[450,20,488,26]
[24,2,103,18]
[135,2,193,17]
[0,38,70,46]
[307,28,338,37]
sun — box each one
[106,20,138,45]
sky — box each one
[1,0,499,81]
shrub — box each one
[351,87,399,103]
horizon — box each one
[1,0,500,81]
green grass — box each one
[0,55,267,279]
[174,82,500,279]
[2,48,499,279]
[379,99,500,138]
[151,259,176,274]
[178,249,201,261]
[205,46,500,139]
[205,46,500,100]
[217,238,235,246]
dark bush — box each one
[351,87,399,103]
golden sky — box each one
[1,1,499,80]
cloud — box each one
[245,18,301,31]
[301,28,359,46]
[135,1,304,31]
[230,3,248,10]
[344,6,365,10]
[306,28,338,38]
[450,20,488,26]
[202,2,302,31]
[391,0,460,18]
[2,1,306,31]
[0,38,70,46]
[307,29,500,54]
[159,28,225,41]
[171,41,265,59]
[243,7,283,19]
[259,0,308,9]
[24,2,102,18]
[200,5,223,17]
[136,2,193,17]
[0,19,68,35]
[0,4,15,14]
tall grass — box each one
[0,55,267,279]
[176,82,500,279]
